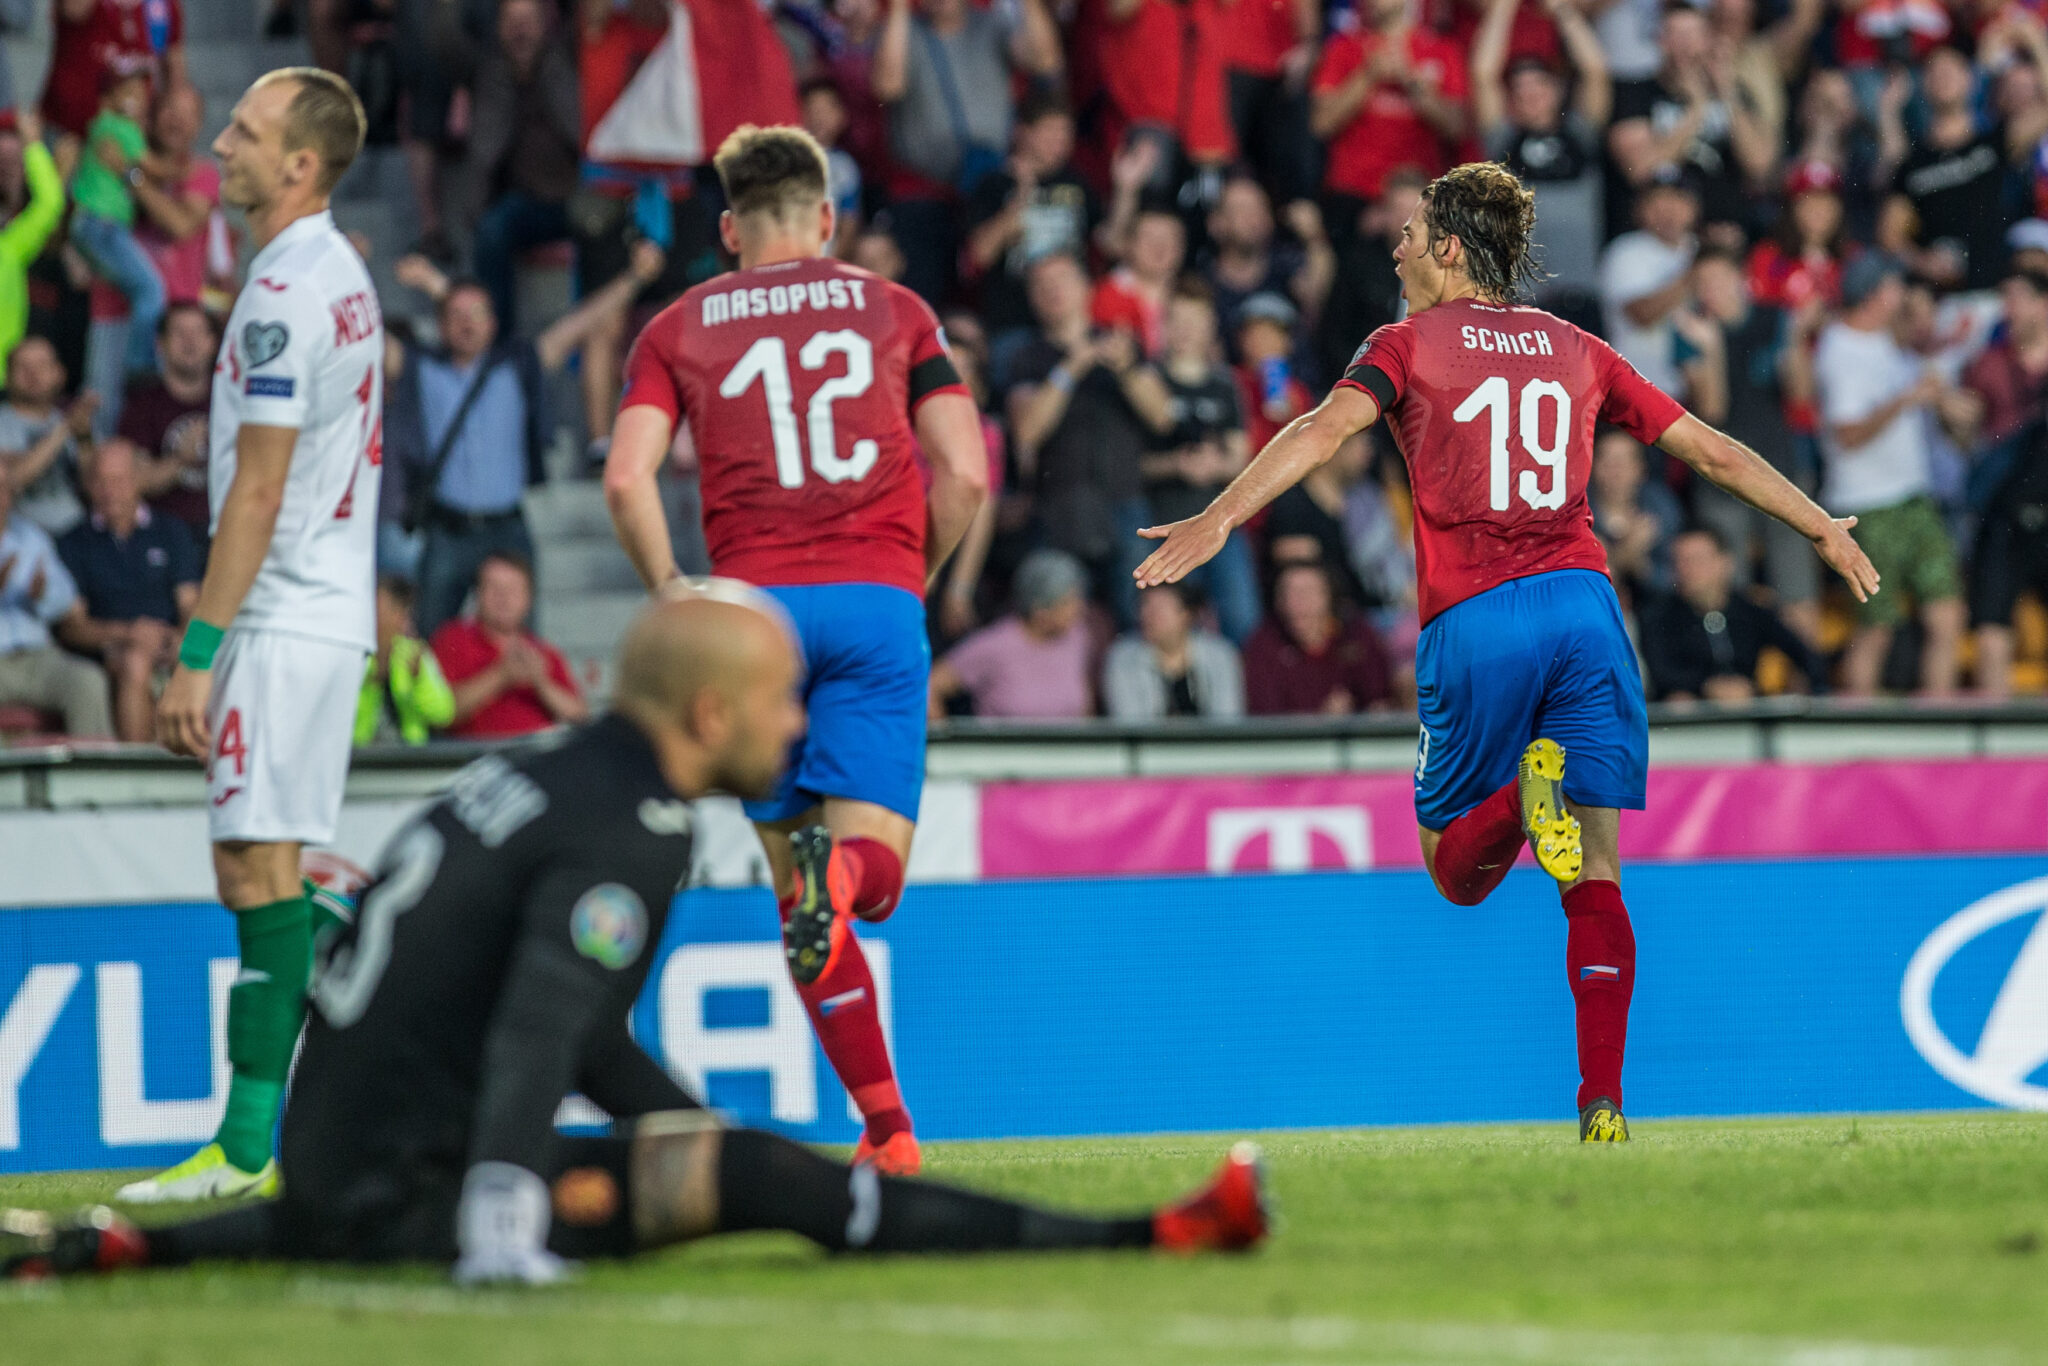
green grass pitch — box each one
[3,1113,2045,1365]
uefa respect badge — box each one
[570,884,649,970]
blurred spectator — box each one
[1235,292,1313,452]
[1471,0,1612,314]
[1217,0,1321,203]
[394,0,495,260]
[54,435,194,740]
[1897,46,2010,292]
[1606,0,1774,231]
[1006,252,1172,625]
[963,92,1099,337]
[1198,174,1332,360]
[1309,0,1468,218]
[1678,247,1819,642]
[1103,581,1245,719]
[1145,279,1257,642]
[849,222,909,280]
[41,0,185,164]
[69,69,164,379]
[573,0,797,451]
[117,300,211,543]
[0,0,28,118]
[1600,173,1699,394]
[1640,525,1825,702]
[1266,431,1416,621]
[1961,269,2048,698]
[431,551,587,739]
[1319,167,1423,383]
[1813,254,1964,696]
[462,0,582,331]
[872,0,1062,301]
[1092,205,1184,356]
[1747,161,1845,311]
[0,109,64,375]
[929,547,1093,719]
[133,82,226,315]
[357,575,455,745]
[389,243,666,635]
[931,308,1007,641]
[1588,0,1662,88]
[0,336,97,536]
[0,472,109,736]
[1243,559,1390,715]
[1589,429,1682,598]
[800,78,864,256]
[1795,66,1905,240]
[1092,0,1237,187]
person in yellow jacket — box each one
[0,109,65,376]
[356,575,456,745]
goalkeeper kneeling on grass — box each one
[4,587,1265,1282]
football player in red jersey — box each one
[1137,163,1879,1142]
[603,126,989,1174]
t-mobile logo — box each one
[1204,807,1372,874]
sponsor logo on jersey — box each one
[700,276,867,327]
[245,376,295,399]
[1459,324,1555,357]
[1902,876,2048,1110]
[254,277,289,293]
[242,321,289,368]
[570,884,648,970]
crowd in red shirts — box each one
[10,0,2048,741]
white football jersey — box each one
[211,209,384,651]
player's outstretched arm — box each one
[604,404,683,593]
[1656,412,1881,602]
[1134,385,1380,588]
[156,424,295,757]
[915,391,991,587]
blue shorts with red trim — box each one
[743,582,930,825]
[1413,569,1648,830]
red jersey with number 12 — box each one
[1336,298,1685,625]
[620,258,966,597]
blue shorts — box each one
[744,582,931,825]
[1413,569,1647,830]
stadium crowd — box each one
[9,0,2048,740]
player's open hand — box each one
[1815,516,1881,604]
[1134,511,1229,588]
[156,663,213,758]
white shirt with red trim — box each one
[209,209,384,651]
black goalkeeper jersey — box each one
[281,714,700,1237]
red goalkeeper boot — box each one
[1,1206,148,1279]
[1152,1143,1269,1253]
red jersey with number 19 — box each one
[619,258,966,597]
[1336,298,1686,625]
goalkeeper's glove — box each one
[453,1161,574,1287]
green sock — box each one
[303,876,355,946]
[214,896,311,1172]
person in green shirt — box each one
[357,575,457,745]
[0,109,65,376]
[67,71,166,377]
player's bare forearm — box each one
[604,405,682,592]
[1657,412,1881,601]
[191,425,295,631]
[1135,386,1378,588]
[1214,389,1376,531]
[917,393,991,584]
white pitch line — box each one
[265,1278,1975,1366]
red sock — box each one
[1429,781,1525,905]
[1562,879,1635,1112]
[778,892,913,1145]
[835,837,904,923]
